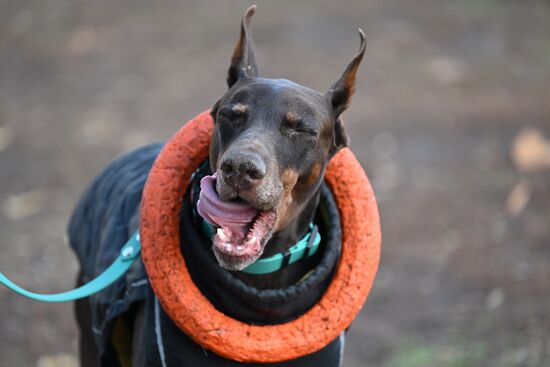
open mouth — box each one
[197,173,277,270]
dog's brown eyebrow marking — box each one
[285,112,300,124]
[231,103,248,114]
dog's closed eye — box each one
[283,113,318,137]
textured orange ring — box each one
[140,110,381,363]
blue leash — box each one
[0,223,320,301]
[0,231,141,303]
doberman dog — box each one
[74,5,366,367]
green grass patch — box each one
[390,339,486,367]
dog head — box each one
[208,5,366,270]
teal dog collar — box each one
[202,221,321,275]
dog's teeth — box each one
[223,243,231,250]
[248,236,257,243]
[236,245,244,252]
[217,228,229,240]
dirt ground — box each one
[1,1,549,366]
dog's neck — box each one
[231,187,322,289]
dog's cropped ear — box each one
[326,29,366,153]
[327,29,366,117]
[227,5,259,88]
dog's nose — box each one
[220,152,266,189]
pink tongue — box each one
[197,173,259,239]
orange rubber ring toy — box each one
[140,110,381,363]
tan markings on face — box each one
[285,111,300,124]
[274,169,299,231]
[232,103,248,115]
[305,162,322,187]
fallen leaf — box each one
[511,128,550,171]
[37,353,78,367]
[486,287,505,310]
[505,179,532,217]
[3,189,46,220]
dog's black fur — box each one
[75,6,365,367]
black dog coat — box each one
[68,143,345,366]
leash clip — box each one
[121,233,141,260]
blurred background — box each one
[1,1,549,366]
